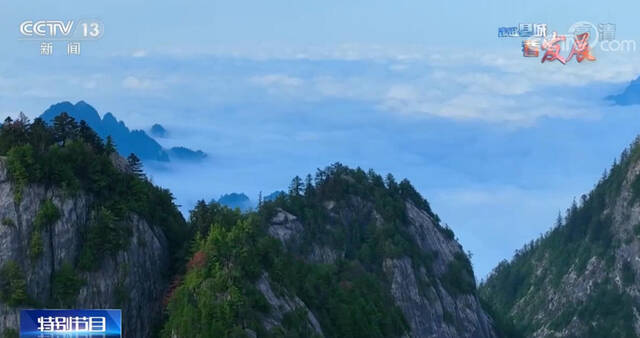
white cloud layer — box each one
[249,74,303,87]
[122,76,157,90]
[1,44,638,126]
[234,46,640,125]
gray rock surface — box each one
[532,158,640,337]
[267,196,497,338]
[481,143,640,337]
[268,208,304,244]
[0,159,169,337]
[256,273,324,336]
[381,203,496,338]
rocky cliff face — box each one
[267,197,497,338]
[162,164,499,337]
[0,158,169,337]
[255,272,324,337]
[384,202,496,338]
[480,140,640,337]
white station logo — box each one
[20,20,74,37]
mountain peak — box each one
[217,192,252,211]
[150,123,168,138]
[103,111,117,121]
[0,114,187,336]
[170,164,497,337]
[42,101,103,138]
[39,101,206,163]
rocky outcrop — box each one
[255,273,324,336]
[269,208,343,265]
[0,159,169,337]
[381,203,496,338]
[267,196,498,338]
[480,141,640,337]
[268,209,304,244]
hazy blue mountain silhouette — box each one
[41,101,206,162]
[168,146,206,161]
[264,190,285,201]
[607,76,640,105]
[214,191,283,211]
[217,193,253,211]
[150,123,168,138]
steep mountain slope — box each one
[608,76,640,106]
[480,137,640,337]
[0,115,188,337]
[41,101,206,162]
[164,164,498,337]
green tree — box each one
[127,153,145,178]
[78,120,104,152]
[385,173,398,192]
[6,144,36,203]
[105,135,116,154]
[289,175,303,196]
[0,261,28,306]
[0,116,29,153]
[52,263,84,307]
[28,118,53,154]
[52,112,78,146]
[304,174,315,197]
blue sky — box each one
[2,0,640,277]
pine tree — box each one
[601,168,608,183]
[29,118,53,153]
[555,211,563,228]
[385,173,398,191]
[16,112,30,132]
[0,116,29,152]
[52,112,78,146]
[105,136,116,154]
[190,200,212,236]
[127,153,145,178]
[78,120,104,152]
[304,174,314,197]
[315,168,327,186]
[289,176,303,196]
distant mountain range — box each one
[216,191,285,211]
[264,190,285,201]
[607,76,640,105]
[40,101,206,162]
[217,193,253,211]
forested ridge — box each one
[0,112,497,338]
[0,113,188,273]
[480,137,640,337]
[162,163,489,337]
